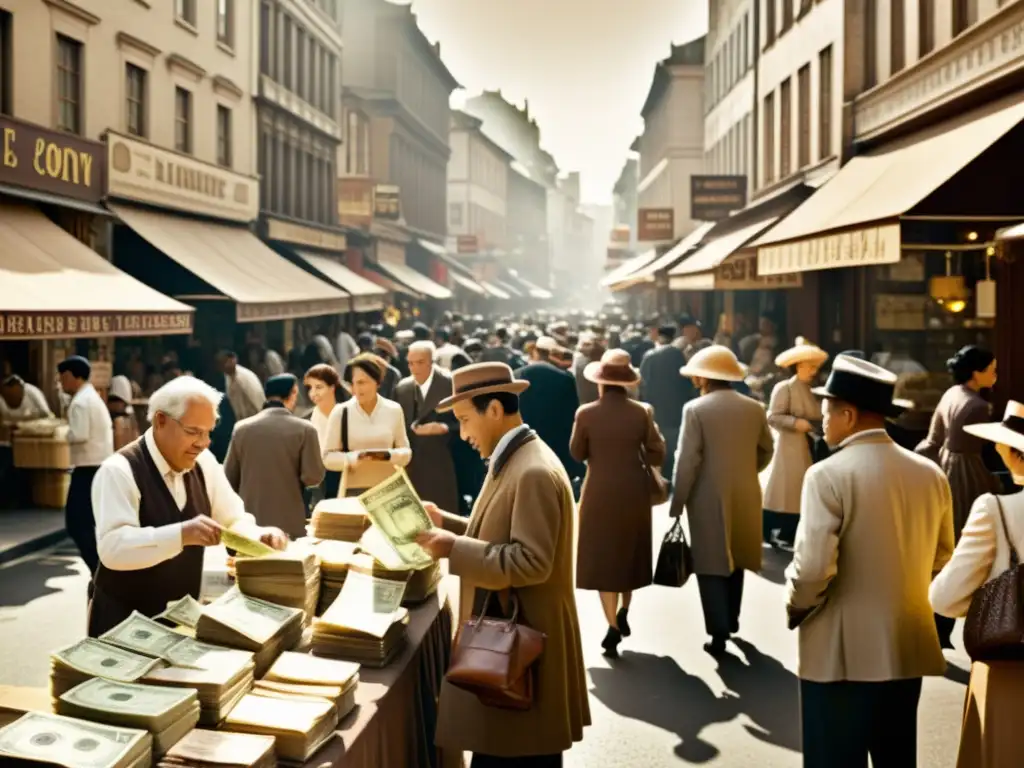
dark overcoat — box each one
[515,361,584,481]
[394,368,460,514]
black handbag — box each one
[963,497,1024,661]
[653,518,693,588]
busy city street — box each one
[0,531,971,767]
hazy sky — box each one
[410,0,708,204]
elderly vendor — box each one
[88,375,287,637]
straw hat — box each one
[437,362,529,412]
[584,349,641,387]
[965,400,1024,454]
[811,355,913,418]
[775,337,830,369]
[679,345,747,382]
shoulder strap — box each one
[994,496,1019,567]
[341,407,349,453]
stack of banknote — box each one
[55,678,200,756]
[255,651,360,720]
[157,729,276,768]
[0,711,153,768]
[310,497,371,541]
[50,638,167,699]
[234,550,321,625]
[195,588,304,677]
[345,551,442,607]
[156,595,205,632]
[101,612,197,662]
[141,641,255,727]
[222,693,338,764]
[310,570,409,667]
[294,538,359,614]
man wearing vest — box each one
[88,376,288,637]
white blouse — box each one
[930,490,1024,618]
[322,396,411,491]
[310,406,333,453]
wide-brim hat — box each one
[437,362,529,412]
[964,401,1024,453]
[811,355,913,419]
[679,345,747,382]
[584,349,641,387]
[775,337,829,369]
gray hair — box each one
[408,340,437,360]
[148,375,224,423]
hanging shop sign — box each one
[757,222,901,276]
[637,208,674,242]
[691,175,747,221]
[0,311,193,340]
[0,115,106,204]
[715,252,803,290]
[373,184,401,221]
[107,131,259,222]
[456,235,479,253]
[338,177,374,229]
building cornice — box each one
[42,0,100,26]
[116,32,161,58]
[166,53,206,83]
[213,75,244,100]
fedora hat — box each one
[964,401,1024,454]
[584,349,641,387]
[437,362,529,412]
[679,345,747,382]
[775,337,830,369]
[812,355,913,418]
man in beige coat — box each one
[224,374,325,539]
[786,355,954,768]
[416,362,590,767]
[672,346,774,656]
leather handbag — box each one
[446,591,546,710]
[641,445,669,506]
[653,518,693,588]
[963,497,1024,661]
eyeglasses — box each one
[170,417,212,442]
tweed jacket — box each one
[224,405,325,539]
[434,433,591,757]
[394,368,460,514]
[786,430,955,683]
[671,389,774,576]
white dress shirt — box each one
[310,405,334,453]
[92,429,260,571]
[418,371,435,402]
[0,382,53,424]
[226,365,264,421]
[323,396,411,490]
[66,382,114,467]
[490,424,530,471]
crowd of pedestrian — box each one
[14,305,1022,767]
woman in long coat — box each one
[762,339,827,547]
[917,344,1000,647]
[570,349,666,658]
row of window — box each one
[125,63,233,167]
[259,0,339,120]
[175,0,235,49]
[258,123,337,226]
[764,0,819,50]
[706,12,751,111]
[762,45,833,187]
[705,114,753,180]
[390,132,446,234]
[344,110,371,177]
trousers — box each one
[800,677,922,768]
[696,569,744,638]
[471,754,563,768]
[65,466,100,575]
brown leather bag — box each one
[446,591,546,710]
[963,497,1024,661]
[641,445,669,505]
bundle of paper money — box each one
[0,711,153,768]
[296,539,358,615]
[358,469,436,571]
[56,679,200,756]
[50,639,167,699]
[156,729,276,768]
[101,612,195,662]
[256,652,359,720]
[141,641,255,727]
[310,497,370,541]
[346,551,442,607]
[156,595,205,631]
[310,570,409,667]
[222,693,337,764]
[234,551,321,626]
[195,589,303,677]
[0,686,53,729]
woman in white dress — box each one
[930,400,1024,767]
[322,353,411,497]
[304,363,347,502]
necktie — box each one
[413,387,422,421]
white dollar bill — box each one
[0,712,145,768]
